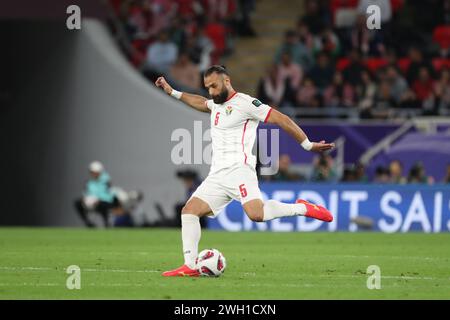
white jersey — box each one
[205,92,272,174]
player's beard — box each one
[211,87,229,104]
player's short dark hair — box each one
[204,65,229,78]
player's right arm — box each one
[155,77,210,113]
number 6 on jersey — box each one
[214,112,220,126]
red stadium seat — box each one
[365,58,389,73]
[433,25,450,50]
[397,58,411,74]
[432,58,450,72]
[390,0,404,12]
[336,57,351,71]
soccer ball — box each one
[196,248,226,277]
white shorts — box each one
[189,164,262,217]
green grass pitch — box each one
[0,227,449,299]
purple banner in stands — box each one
[368,132,450,182]
[258,122,402,164]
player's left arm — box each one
[265,108,335,152]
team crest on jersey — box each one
[225,105,233,115]
[252,99,262,107]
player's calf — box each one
[242,199,265,222]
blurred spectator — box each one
[150,0,178,34]
[406,47,435,85]
[443,164,450,183]
[389,160,407,184]
[146,30,178,74]
[385,66,409,105]
[168,16,188,49]
[204,0,237,21]
[268,154,304,182]
[444,0,450,25]
[275,30,313,72]
[177,169,201,199]
[169,52,202,91]
[313,27,341,58]
[235,0,257,37]
[110,188,145,227]
[433,68,450,111]
[348,14,385,57]
[74,161,119,228]
[408,162,435,184]
[123,1,154,40]
[356,69,377,110]
[296,78,319,107]
[354,162,369,182]
[412,67,435,102]
[374,165,390,183]
[257,65,287,106]
[341,166,357,182]
[311,154,337,182]
[308,51,334,90]
[278,52,303,91]
[343,50,367,87]
[341,162,368,182]
[323,71,355,107]
[296,20,315,51]
[185,30,214,72]
[300,0,329,34]
[370,81,396,118]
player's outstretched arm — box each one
[265,108,335,153]
[155,77,210,113]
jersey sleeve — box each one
[205,99,214,111]
[241,98,272,123]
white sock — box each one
[262,200,307,221]
[181,214,201,269]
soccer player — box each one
[156,65,334,277]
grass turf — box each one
[0,227,449,299]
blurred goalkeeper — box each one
[156,65,334,277]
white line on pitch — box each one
[0,266,159,273]
[1,266,448,282]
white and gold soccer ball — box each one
[196,248,226,277]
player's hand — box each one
[311,140,335,153]
[155,76,173,95]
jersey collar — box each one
[224,91,238,103]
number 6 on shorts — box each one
[239,184,247,198]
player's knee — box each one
[181,204,201,217]
[247,211,264,222]
[181,205,191,215]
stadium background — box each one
[1,0,449,231]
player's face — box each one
[204,73,229,104]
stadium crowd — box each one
[105,1,450,187]
[260,154,450,184]
[258,0,450,119]
[108,0,450,119]
[108,0,256,94]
